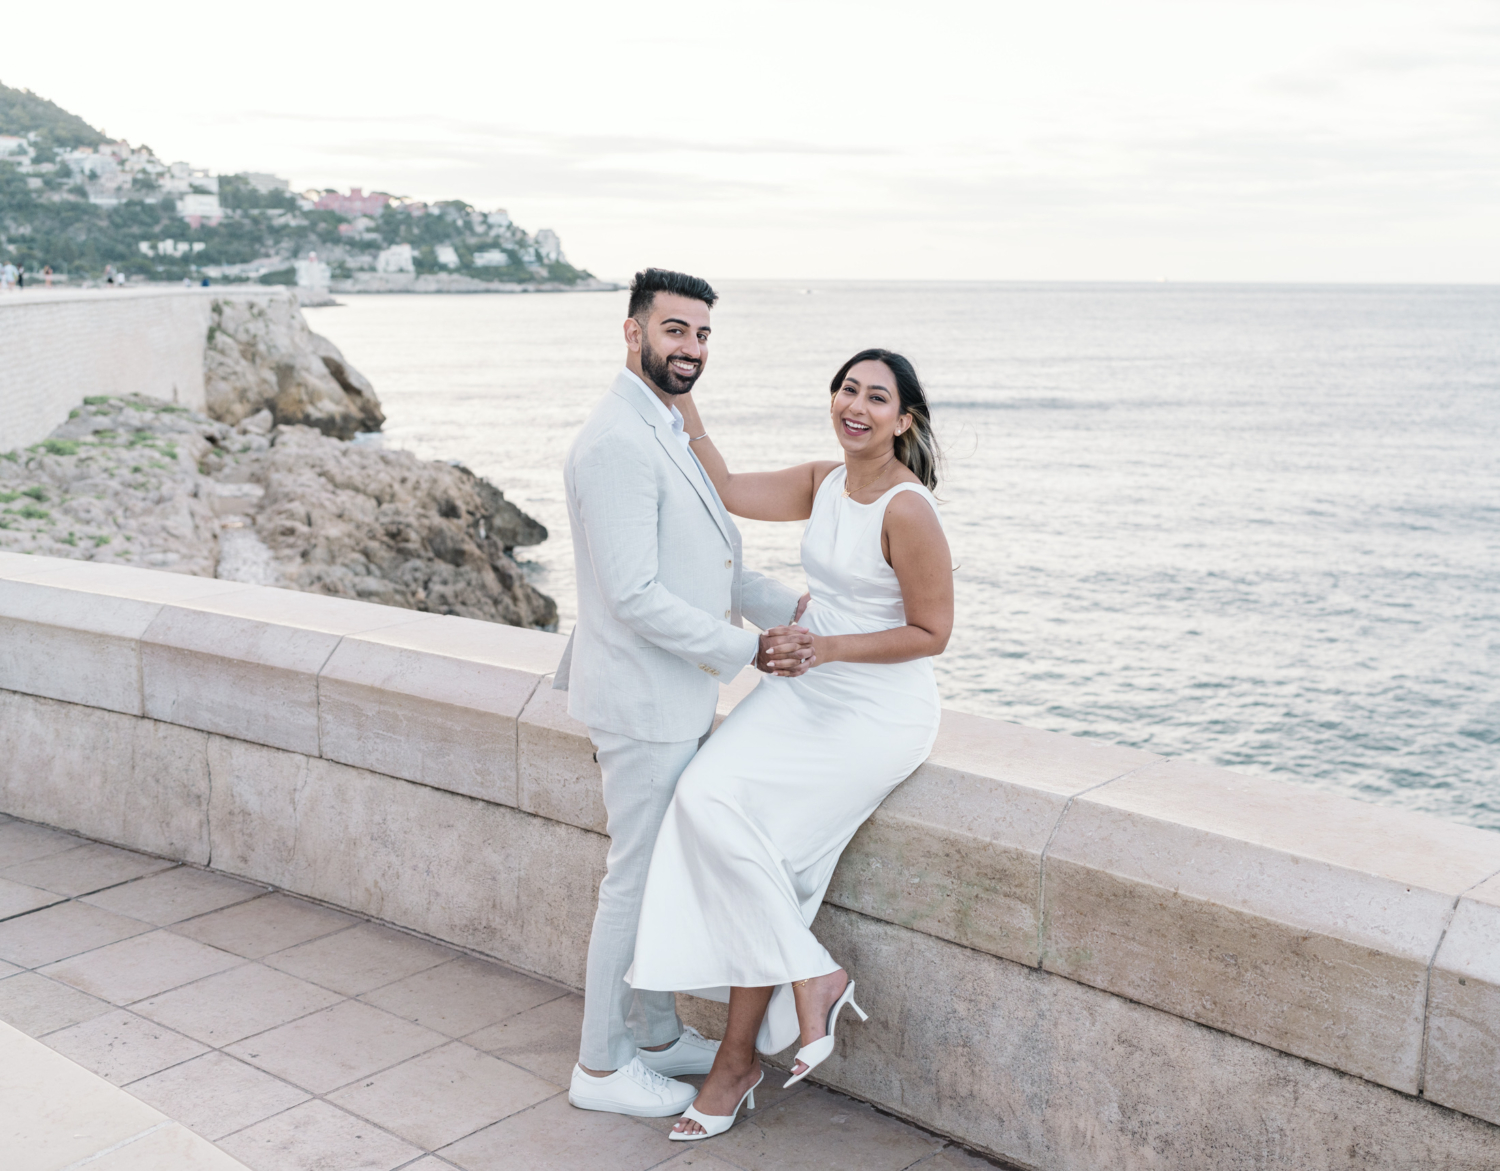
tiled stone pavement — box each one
[0,815,1006,1171]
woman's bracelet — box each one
[689,433,709,442]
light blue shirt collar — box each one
[622,367,688,444]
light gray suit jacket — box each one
[553,371,800,742]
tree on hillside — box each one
[0,82,108,149]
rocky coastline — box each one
[327,273,623,295]
[0,299,557,629]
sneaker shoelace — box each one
[626,1062,674,1094]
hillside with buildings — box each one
[0,82,602,290]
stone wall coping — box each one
[1,552,1498,1120]
[1082,759,1500,896]
[0,286,284,308]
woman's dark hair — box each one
[628,268,718,320]
[829,348,940,491]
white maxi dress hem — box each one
[628,467,943,1054]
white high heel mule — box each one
[669,1070,763,1141]
[783,979,868,1088]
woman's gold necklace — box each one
[842,456,898,498]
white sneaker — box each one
[568,1056,697,1117]
[636,1025,721,1077]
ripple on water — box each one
[305,282,1500,832]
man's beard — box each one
[641,336,703,395]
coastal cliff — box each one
[205,296,384,438]
[0,396,557,629]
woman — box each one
[628,348,953,1140]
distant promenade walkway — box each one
[0,814,1004,1171]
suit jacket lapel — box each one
[611,373,734,547]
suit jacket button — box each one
[724,610,730,618]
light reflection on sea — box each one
[305,282,1500,831]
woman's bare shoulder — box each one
[883,485,943,530]
[808,460,844,495]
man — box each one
[554,268,814,1117]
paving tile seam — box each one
[218,1064,561,1162]
[56,1005,213,1081]
[227,878,588,997]
[222,1025,451,1094]
[753,1070,979,1164]
[222,1021,574,1108]
[0,882,161,929]
[428,1087,575,1163]
[116,1039,240,1093]
[628,1118,769,1171]
[24,917,574,1056]
[207,1096,374,1149]
[163,901,360,957]
[39,937,253,1006]
[131,979,358,1049]
[1,846,184,899]
[0,894,74,925]
[56,1120,175,1171]
[6,812,584,999]
[5,823,982,1168]
[333,1079,571,1154]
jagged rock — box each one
[220,426,556,627]
[0,395,555,629]
[204,296,385,439]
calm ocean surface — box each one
[305,282,1500,831]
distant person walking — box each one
[42,265,53,288]
[16,265,23,289]
[0,261,17,292]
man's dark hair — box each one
[628,268,718,321]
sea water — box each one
[304,282,1500,830]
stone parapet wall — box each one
[1,549,1497,1169]
[0,287,282,453]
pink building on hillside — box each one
[314,188,391,216]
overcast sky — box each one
[8,1,1497,282]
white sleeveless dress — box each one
[628,466,943,1053]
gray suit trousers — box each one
[579,727,701,1070]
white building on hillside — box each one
[535,229,564,263]
[435,245,460,268]
[162,163,219,196]
[472,249,510,268]
[295,253,331,288]
[179,192,224,227]
[376,243,415,273]
[244,173,290,193]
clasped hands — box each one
[756,592,816,677]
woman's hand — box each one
[757,625,816,676]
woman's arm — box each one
[678,392,838,521]
[810,492,953,666]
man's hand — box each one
[793,592,811,624]
[757,625,815,676]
